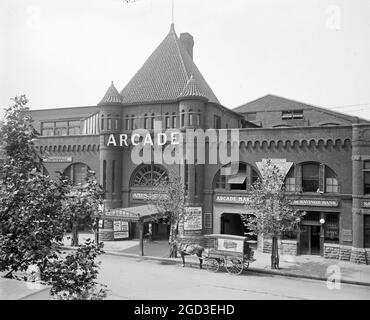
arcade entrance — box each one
[220,212,257,241]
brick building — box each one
[28,24,370,264]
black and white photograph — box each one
[0,0,370,309]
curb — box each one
[62,245,370,288]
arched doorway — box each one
[63,162,91,185]
[63,162,92,232]
[129,163,170,240]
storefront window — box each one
[324,214,339,243]
[302,163,320,192]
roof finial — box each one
[171,0,174,25]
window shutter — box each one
[294,164,302,192]
[319,164,326,193]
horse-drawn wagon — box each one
[203,234,256,275]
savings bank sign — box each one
[105,120,240,175]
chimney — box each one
[179,33,194,59]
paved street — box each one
[97,254,370,300]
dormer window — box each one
[282,110,303,120]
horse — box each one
[174,240,204,269]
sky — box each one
[1,0,370,120]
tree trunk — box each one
[71,220,79,247]
[168,223,178,258]
[270,236,279,269]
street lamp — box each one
[320,218,325,224]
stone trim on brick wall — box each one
[339,245,351,261]
[324,243,340,259]
[350,247,367,264]
[365,249,370,264]
[262,239,298,256]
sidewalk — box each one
[63,233,370,286]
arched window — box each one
[181,110,185,127]
[106,114,111,130]
[165,113,170,129]
[144,114,149,129]
[151,113,155,129]
[100,115,104,131]
[63,162,90,185]
[131,164,168,187]
[125,115,130,130]
[284,167,295,192]
[189,110,193,126]
[302,163,320,192]
[326,166,339,193]
[285,163,339,193]
[172,112,177,128]
[213,162,260,191]
[131,115,136,130]
[196,111,201,126]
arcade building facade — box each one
[29,24,370,264]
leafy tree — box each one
[147,170,186,258]
[0,95,70,277]
[0,95,107,299]
[42,239,107,300]
[242,159,304,269]
[64,171,104,247]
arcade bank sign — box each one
[215,195,339,207]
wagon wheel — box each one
[225,257,244,275]
[204,258,220,273]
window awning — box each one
[227,172,247,184]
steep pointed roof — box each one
[178,74,208,101]
[120,24,219,105]
[98,81,123,105]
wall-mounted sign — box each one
[215,195,249,204]
[341,229,352,242]
[184,207,202,231]
[362,201,370,208]
[42,156,72,163]
[113,221,129,240]
[291,199,339,207]
[131,192,165,201]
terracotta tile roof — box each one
[98,81,123,105]
[178,74,208,101]
[120,24,219,105]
